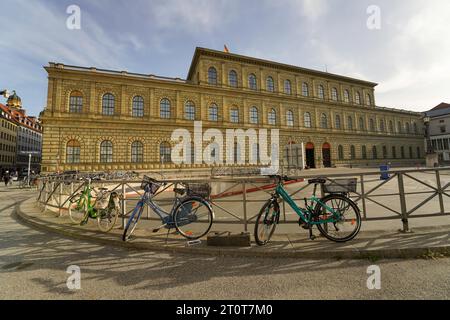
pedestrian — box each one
[4,171,11,187]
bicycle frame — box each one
[275,183,341,225]
[129,188,182,227]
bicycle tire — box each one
[68,193,88,224]
[97,206,119,233]
[173,196,214,240]
[254,199,280,246]
[314,194,361,242]
[122,206,144,241]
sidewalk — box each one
[16,196,450,260]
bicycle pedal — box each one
[310,235,317,241]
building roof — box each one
[0,102,42,132]
[426,103,450,118]
[187,47,379,87]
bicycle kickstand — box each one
[309,225,316,241]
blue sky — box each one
[1,0,450,116]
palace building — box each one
[40,47,424,173]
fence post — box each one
[359,174,367,219]
[58,182,63,217]
[121,182,126,229]
[397,173,410,233]
[435,169,445,215]
[243,181,248,232]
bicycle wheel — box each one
[254,199,280,246]
[122,206,143,241]
[314,194,361,242]
[68,193,88,224]
[97,206,119,233]
[173,196,213,240]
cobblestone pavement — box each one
[0,185,449,299]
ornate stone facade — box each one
[40,48,424,173]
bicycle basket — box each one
[141,176,162,195]
[323,178,357,194]
[186,183,211,199]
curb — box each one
[15,198,450,260]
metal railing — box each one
[35,167,450,233]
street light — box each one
[19,151,40,186]
[423,116,433,154]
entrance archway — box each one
[305,142,315,169]
[322,142,332,168]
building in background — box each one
[0,103,18,174]
[424,103,450,165]
[0,91,42,174]
[40,47,424,173]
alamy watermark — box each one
[66,5,81,30]
[367,5,381,30]
[66,265,81,290]
[366,265,381,290]
[171,121,280,173]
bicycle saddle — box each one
[308,178,327,185]
[174,188,186,195]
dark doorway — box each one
[322,143,332,168]
[305,142,315,168]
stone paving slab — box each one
[15,197,450,260]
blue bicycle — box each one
[122,176,214,241]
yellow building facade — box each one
[40,47,424,173]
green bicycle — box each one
[254,175,361,245]
[68,180,121,232]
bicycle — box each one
[68,179,121,232]
[254,175,361,245]
[122,176,214,241]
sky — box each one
[1,0,450,116]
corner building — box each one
[40,47,424,173]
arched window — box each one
[248,74,257,90]
[321,113,328,129]
[369,118,376,132]
[362,145,367,159]
[208,67,217,85]
[286,110,294,127]
[398,121,403,133]
[335,115,341,129]
[392,146,397,159]
[413,123,418,134]
[417,147,421,159]
[209,104,218,121]
[229,70,238,87]
[383,146,388,159]
[409,146,413,159]
[160,142,171,163]
[132,96,144,117]
[69,91,83,113]
[372,146,378,159]
[344,90,350,103]
[266,77,274,92]
[331,88,338,101]
[250,106,259,124]
[359,117,365,131]
[268,109,277,125]
[302,82,309,97]
[389,121,394,133]
[284,80,292,95]
[318,85,325,99]
[350,145,356,160]
[366,94,372,106]
[347,116,353,130]
[131,141,143,163]
[102,93,115,116]
[379,120,385,132]
[405,122,411,134]
[184,101,195,120]
[355,92,362,105]
[160,98,171,119]
[304,112,312,128]
[230,107,239,123]
[401,146,405,158]
[338,145,344,160]
[66,140,80,164]
[100,140,113,163]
